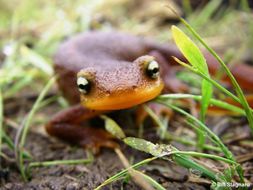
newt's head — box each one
[77,56,164,110]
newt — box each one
[45,31,253,150]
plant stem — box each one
[170,151,237,165]
[157,94,245,115]
[155,100,234,160]
[95,157,157,190]
[16,77,56,181]
[156,100,245,182]
[180,17,253,134]
[0,88,3,167]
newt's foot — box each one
[46,123,118,153]
[45,104,117,153]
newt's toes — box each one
[79,127,119,153]
[46,122,118,153]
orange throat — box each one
[81,82,164,110]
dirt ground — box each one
[1,127,208,190]
[0,98,203,189]
[1,97,253,189]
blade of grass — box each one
[164,132,221,152]
[173,57,240,103]
[100,115,126,139]
[171,152,224,182]
[124,137,171,157]
[178,17,253,135]
[28,158,93,170]
[15,77,56,181]
[155,100,234,160]
[95,157,157,190]
[37,95,59,110]
[157,94,245,115]
[124,137,223,182]
[115,148,155,190]
[133,170,166,190]
[172,25,212,123]
[0,88,3,163]
[155,100,245,182]
[182,0,192,16]
[143,103,222,151]
[20,46,53,75]
[143,105,168,139]
[240,0,251,12]
[190,0,222,28]
[2,130,32,159]
[3,73,34,98]
[27,150,93,179]
[170,151,237,165]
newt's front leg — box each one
[45,104,118,152]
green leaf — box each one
[17,77,57,181]
[171,25,212,122]
[20,46,53,75]
[178,16,253,138]
[133,170,167,190]
[94,157,157,190]
[100,115,125,139]
[124,137,172,157]
[171,25,208,74]
[0,88,2,157]
[201,79,213,121]
[190,0,222,28]
[124,137,220,181]
[172,153,219,181]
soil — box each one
[1,91,253,190]
[2,124,207,190]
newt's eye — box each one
[146,60,160,79]
[77,76,91,94]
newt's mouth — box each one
[81,82,164,110]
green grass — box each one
[158,94,245,115]
[172,25,213,123]
[99,111,243,188]
[177,17,253,135]
[172,25,213,151]
[14,77,56,180]
[1,0,252,189]
[101,107,239,185]
[0,88,3,160]
[94,157,158,190]
[96,5,252,188]
[27,150,94,176]
[0,0,107,181]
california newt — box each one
[45,31,253,150]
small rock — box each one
[66,182,79,190]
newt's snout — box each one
[77,56,164,110]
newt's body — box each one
[54,32,164,109]
[46,31,253,149]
